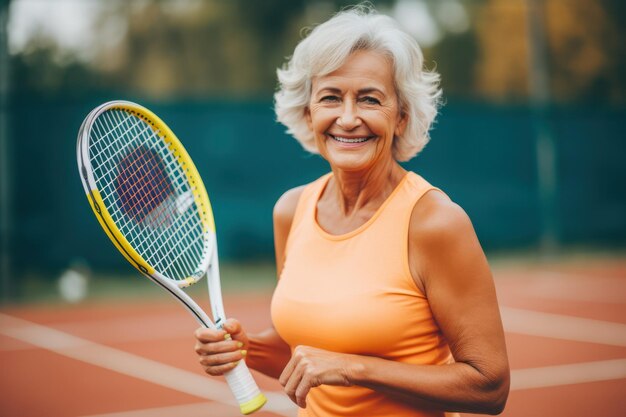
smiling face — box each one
[305,50,407,173]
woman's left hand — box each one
[279,345,357,408]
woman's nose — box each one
[336,101,361,130]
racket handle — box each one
[225,360,267,414]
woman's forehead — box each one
[312,50,395,92]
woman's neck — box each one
[328,160,406,216]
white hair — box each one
[274,5,442,162]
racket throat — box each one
[207,243,228,330]
[215,317,225,330]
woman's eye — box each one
[320,95,340,102]
[360,96,381,105]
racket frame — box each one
[76,101,266,414]
[77,101,213,323]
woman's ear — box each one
[304,106,312,130]
[395,110,408,138]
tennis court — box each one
[2,1,625,416]
[1,255,624,417]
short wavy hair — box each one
[274,5,442,162]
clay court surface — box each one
[1,256,625,417]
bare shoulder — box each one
[273,186,307,276]
[410,189,476,246]
[409,189,488,292]
[273,185,306,227]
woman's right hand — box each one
[194,318,249,376]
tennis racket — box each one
[76,100,267,415]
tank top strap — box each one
[393,171,441,213]
[287,172,438,250]
[365,171,440,235]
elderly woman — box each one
[195,6,509,417]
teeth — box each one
[332,136,370,143]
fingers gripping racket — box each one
[76,100,267,415]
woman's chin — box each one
[324,151,376,172]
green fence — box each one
[6,96,626,273]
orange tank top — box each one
[271,172,457,417]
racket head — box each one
[77,101,215,288]
[77,102,267,414]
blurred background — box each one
[0,0,625,300]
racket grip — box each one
[224,360,267,414]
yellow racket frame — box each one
[81,101,215,285]
[77,101,266,414]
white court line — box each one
[84,360,626,417]
[0,314,193,352]
[0,313,296,417]
[2,309,626,416]
[500,306,626,347]
[511,359,626,390]
[85,362,626,417]
[518,271,626,304]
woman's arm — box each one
[246,326,292,379]
[399,190,509,412]
[279,191,510,414]
[196,186,304,379]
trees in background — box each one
[9,0,626,104]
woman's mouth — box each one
[330,135,374,144]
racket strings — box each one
[99,110,204,280]
[100,113,206,276]
[115,145,177,229]
[92,116,165,201]
[88,109,207,280]
[91,115,145,177]
[92,112,177,226]
[142,198,205,273]
[102,111,206,279]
